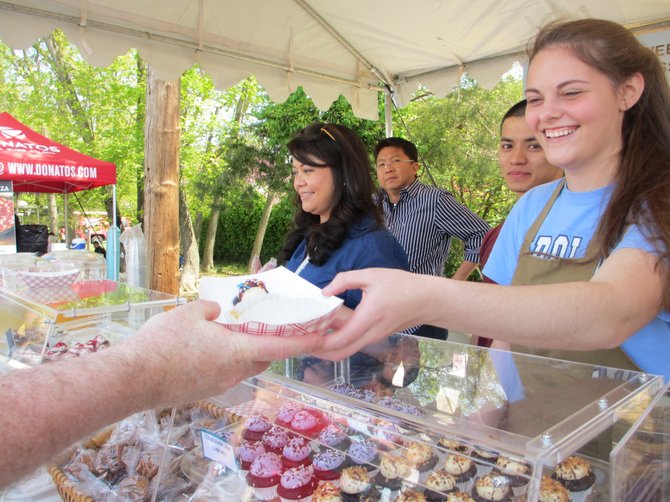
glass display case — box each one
[0,280,185,369]
[131,335,667,501]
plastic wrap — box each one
[119,224,148,289]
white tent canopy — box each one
[0,0,668,120]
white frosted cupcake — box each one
[443,453,477,493]
[471,473,512,502]
[493,455,530,496]
[551,456,595,502]
[539,475,572,502]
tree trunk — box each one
[47,194,58,234]
[193,211,203,238]
[136,54,146,225]
[248,192,276,271]
[144,66,180,295]
[201,192,221,271]
[179,188,200,295]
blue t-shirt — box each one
[286,215,409,309]
[483,179,670,380]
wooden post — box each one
[144,66,180,295]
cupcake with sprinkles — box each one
[276,402,304,428]
[291,409,327,438]
[237,439,266,471]
[277,464,318,502]
[313,480,342,502]
[243,415,272,441]
[443,453,477,493]
[313,449,346,482]
[551,456,595,501]
[282,436,313,469]
[471,472,512,502]
[470,448,499,476]
[262,425,292,454]
[346,439,379,471]
[493,455,530,494]
[423,470,458,501]
[340,466,379,501]
[403,441,439,473]
[374,452,412,494]
[317,423,351,451]
[246,451,284,500]
[539,475,572,502]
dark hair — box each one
[279,123,382,265]
[500,99,527,132]
[373,137,418,161]
[529,19,670,310]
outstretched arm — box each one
[317,247,663,360]
[0,300,323,487]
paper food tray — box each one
[199,267,343,337]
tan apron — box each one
[509,180,637,370]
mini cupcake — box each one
[403,441,439,472]
[346,439,379,471]
[277,464,318,502]
[423,470,458,501]
[276,402,304,428]
[291,409,327,438]
[237,439,266,471]
[470,448,498,476]
[438,438,469,454]
[443,453,477,493]
[318,424,351,451]
[340,466,379,501]
[313,449,347,482]
[374,452,412,493]
[246,452,284,500]
[369,419,404,449]
[539,475,572,502]
[243,415,272,441]
[493,455,530,493]
[262,425,292,454]
[282,436,313,469]
[471,473,512,502]
[551,456,595,500]
[394,489,428,501]
[313,480,343,502]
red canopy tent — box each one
[0,112,115,192]
[0,112,119,278]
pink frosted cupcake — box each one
[313,449,346,482]
[243,415,272,441]
[237,439,266,471]
[277,464,318,502]
[246,452,284,500]
[317,424,351,451]
[291,409,327,438]
[282,436,313,469]
[263,426,292,454]
[276,402,304,428]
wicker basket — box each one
[48,401,239,501]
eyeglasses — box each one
[376,159,416,169]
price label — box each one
[200,429,238,471]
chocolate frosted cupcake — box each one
[340,466,380,501]
[423,469,458,501]
[539,475,571,502]
[443,453,477,492]
[346,439,379,471]
[471,473,512,502]
[551,456,595,500]
[374,452,412,493]
[403,441,439,472]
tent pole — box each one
[384,92,393,137]
[106,185,120,281]
[63,192,69,245]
